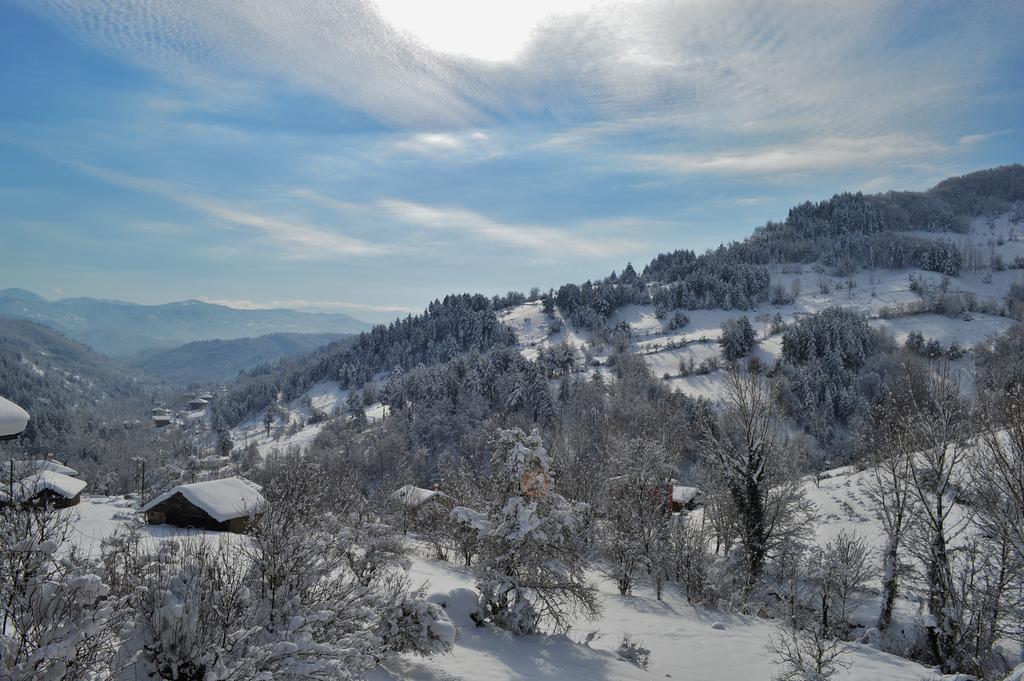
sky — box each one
[0,0,1022,322]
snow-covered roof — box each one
[14,459,79,477]
[10,470,87,501]
[390,484,452,509]
[142,477,266,522]
[671,486,703,505]
[0,396,30,439]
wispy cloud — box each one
[629,135,949,176]
[197,296,417,314]
[69,163,388,258]
[391,130,498,159]
[376,199,641,258]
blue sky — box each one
[1,0,1021,322]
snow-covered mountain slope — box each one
[496,212,1024,406]
[229,379,387,458]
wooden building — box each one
[142,477,266,533]
[2,470,87,508]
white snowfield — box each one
[7,470,87,501]
[372,548,930,681]
[141,476,266,522]
[0,395,30,438]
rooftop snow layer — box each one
[672,485,702,505]
[14,459,79,477]
[0,396,29,438]
[391,484,451,508]
[11,470,87,501]
[142,477,266,522]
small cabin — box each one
[0,396,30,441]
[2,470,87,508]
[390,484,454,532]
[142,477,266,533]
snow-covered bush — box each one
[377,588,456,657]
[0,505,118,681]
[474,427,600,634]
[615,633,651,669]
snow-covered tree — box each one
[699,369,814,591]
[107,458,453,680]
[474,427,600,634]
[719,316,757,361]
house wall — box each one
[145,492,256,533]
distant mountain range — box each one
[129,332,354,384]
[0,289,371,356]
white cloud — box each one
[390,130,497,158]
[69,162,388,258]
[24,0,1021,134]
[630,135,949,176]
[376,199,639,258]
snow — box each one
[372,549,932,681]
[391,485,451,509]
[671,485,701,506]
[9,470,87,501]
[871,312,1013,347]
[13,459,79,477]
[141,476,266,522]
[61,491,937,681]
[0,395,30,438]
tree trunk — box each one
[926,527,957,672]
[876,536,900,631]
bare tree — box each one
[816,530,873,636]
[899,362,972,672]
[599,437,673,596]
[699,368,814,591]
[768,623,851,681]
[865,387,916,632]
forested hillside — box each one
[129,332,353,384]
[0,315,149,445]
[212,293,517,426]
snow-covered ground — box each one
[64,494,933,681]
